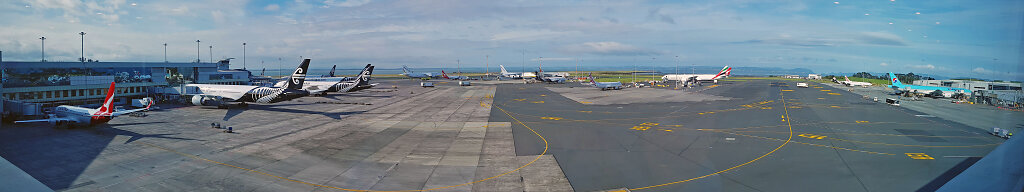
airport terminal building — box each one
[2,60,251,118]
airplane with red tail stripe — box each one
[15,82,153,128]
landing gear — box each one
[239,102,249,108]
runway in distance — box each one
[185,59,311,107]
[661,66,732,83]
[15,82,153,128]
[888,72,971,96]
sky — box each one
[1,0,1022,80]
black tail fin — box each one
[329,65,336,77]
[260,68,265,76]
[354,64,373,85]
[285,59,310,90]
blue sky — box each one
[1,0,1021,80]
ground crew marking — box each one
[856,121,870,123]
[829,106,841,108]
[798,133,827,139]
[820,90,831,92]
[512,99,526,101]
[905,153,934,160]
[540,117,563,120]
[578,111,593,113]
[782,89,794,92]
[531,101,545,103]
[828,93,841,95]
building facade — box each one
[1,60,250,112]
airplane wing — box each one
[15,117,73,123]
[110,100,153,117]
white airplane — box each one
[661,66,732,83]
[401,65,440,79]
[15,82,153,128]
[586,73,622,90]
[498,65,522,79]
[441,70,469,80]
[275,64,375,95]
[833,76,873,87]
[185,59,311,107]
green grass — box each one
[845,77,891,85]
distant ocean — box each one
[253,66,815,77]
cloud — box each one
[910,64,936,70]
[530,57,574,61]
[490,30,574,41]
[560,42,660,56]
[323,0,371,8]
[264,4,280,11]
[879,62,888,66]
[646,7,675,24]
[856,32,908,46]
[973,67,990,73]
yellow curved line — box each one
[827,137,1003,148]
[137,101,549,192]
[627,91,795,191]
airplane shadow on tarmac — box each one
[0,122,200,190]
[220,103,367,121]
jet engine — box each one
[191,95,222,106]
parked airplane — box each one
[186,59,311,107]
[401,65,440,79]
[535,67,566,83]
[499,65,522,79]
[441,70,469,80]
[306,64,371,83]
[15,82,153,128]
[888,72,971,96]
[275,64,374,95]
[833,76,873,87]
[661,66,732,83]
[586,73,622,90]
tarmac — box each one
[0,78,1014,192]
[489,79,1007,191]
[0,79,571,192]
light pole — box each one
[39,36,45,62]
[79,31,86,62]
[195,40,201,63]
[163,43,168,62]
[674,56,679,75]
[209,45,213,63]
[651,57,656,81]
[242,42,247,70]
[485,55,489,80]
[278,57,282,77]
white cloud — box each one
[879,62,888,66]
[323,0,371,7]
[561,42,660,56]
[973,67,990,73]
[491,30,574,41]
[530,57,574,61]
[264,4,280,11]
[910,64,936,70]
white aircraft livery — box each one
[186,59,311,107]
[15,82,153,128]
[661,66,732,83]
[276,64,375,95]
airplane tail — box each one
[588,73,598,85]
[329,65,336,77]
[95,82,117,116]
[500,65,509,74]
[285,59,311,90]
[353,64,372,83]
[832,77,840,84]
[260,68,265,76]
[402,65,412,74]
[844,76,851,82]
[441,70,450,79]
[888,72,903,86]
[711,66,731,79]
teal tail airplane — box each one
[887,72,971,96]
